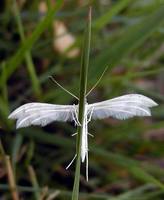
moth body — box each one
[81,102,89,163]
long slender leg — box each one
[71,132,77,136]
[84,116,89,181]
[86,108,94,138]
[74,105,81,126]
[86,152,88,181]
[87,107,94,123]
[71,105,80,126]
[88,133,94,137]
[71,110,78,126]
[66,154,77,170]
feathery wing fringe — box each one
[8,103,76,129]
[8,94,158,128]
[88,94,158,120]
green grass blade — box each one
[89,4,164,82]
[93,0,132,30]
[18,128,164,190]
[0,62,10,128]
[93,147,164,190]
[109,184,155,200]
[1,62,8,103]
[28,165,41,200]
[11,134,23,173]
[4,0,63,81]
[72,8,91,200]
[20,128,73,148]
[0,99,10,129]
[0,183,163,199]
[13,0,42,98]
[0,184,108,199]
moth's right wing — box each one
[88,94,158,120]
[8,103,76,129]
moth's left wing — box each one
[8,103,76,129]
[88,94,158,120]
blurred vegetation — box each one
[0,0,164,199]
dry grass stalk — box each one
[5,156,19,200]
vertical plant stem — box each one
[71,8,91,200]
[5,156,20,200]
[0,62,11,127]
[0,141,19,200]
[1,62,8,103]
[13,0,42,99]
[28,165,41,200]
[11,134,23,173]
[4,0,63,86]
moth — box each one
[8,77,158,181]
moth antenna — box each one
[86,66,109,96]
[49,76,79,100]
[66,154,77,170]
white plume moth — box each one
[8,76,158,181]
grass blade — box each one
[1,62,8,103]
[93,147,164,190]
[28,165,41,200]
[18,128,164,189]
[72,7,91,200]
[89,4,164,82]
[13,0,42,98]
[0,141,20,200]
[93,0,132,30]
[3,0,63,81]
[11,134,23,172]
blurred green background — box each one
[0,0,164,199]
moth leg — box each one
[71,132,78,136]
[74,105,81,126]
[71,106,80,126]
[88,133,94,137]
[87,107,94,123]
[66,154,77,170]
[73,104,81,126]
[71,110,77,126]
[86,152,89,181]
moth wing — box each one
[88,94,157,120]
[8,103,76,129]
